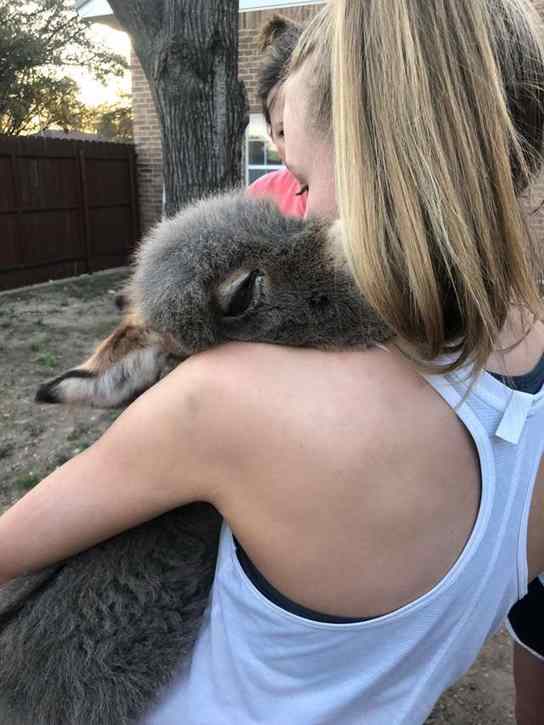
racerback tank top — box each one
[146,362,544,725]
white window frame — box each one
[245,113,283,186]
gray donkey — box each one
[0,192,390,725]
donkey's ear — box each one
[35,314,181,409]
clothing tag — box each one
[495,390,534,444]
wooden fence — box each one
[0,136,140,291]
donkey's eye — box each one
[223,270,263,318]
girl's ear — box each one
[35,315,181,409]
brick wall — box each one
[132,4,322,234]
[131,55,163,236]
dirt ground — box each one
[0,271,516,724]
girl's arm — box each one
[0,350,243,585]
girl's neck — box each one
[486,307,544,377]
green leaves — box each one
[0,0,128,135]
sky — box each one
[71,24,131,106]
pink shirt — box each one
[247,168,307,219]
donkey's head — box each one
[36,192,390,408]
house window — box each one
[245,113,283,185]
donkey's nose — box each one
[35,369,95,405]
[35,381,61,404]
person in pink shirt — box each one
[246,16,308,219]
[249,164,307,218]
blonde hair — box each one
[294,1,544,372]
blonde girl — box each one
[1,2,544,723]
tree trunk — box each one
[108,0,248,217]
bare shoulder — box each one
[174,342,422,458]
[176,342,480,617]
[189,341,455,448]
[160,340,464,496]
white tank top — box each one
[145,367,544,725]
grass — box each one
[53,450,72,467]
[30,337,49,353]
[13,472,41,496]
[70,441,91,455]
[67,425,88,442]
[37,351,57,369]
[1,270,130,509]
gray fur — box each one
[0,505,221,725]
[132,192,388,354]
[0,193,390,725]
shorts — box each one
[507,575,544,661]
